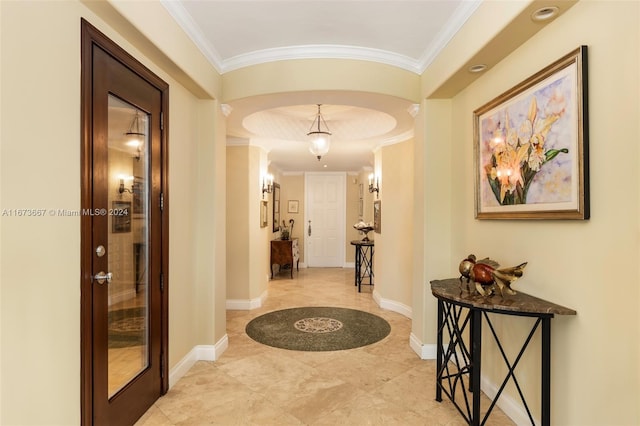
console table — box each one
[350,240,374,292]
[270,238,299,279]
[430,278,576,425]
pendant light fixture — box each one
[125,110,145,161]
[307,104,331,161]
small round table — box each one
[350,240,374,292]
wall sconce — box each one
[262,174,274,197]
[368,173,379,198]
[118,176,134,194]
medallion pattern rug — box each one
[108,307,145,348]
[245,306,391,351]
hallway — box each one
[136,268,514,425]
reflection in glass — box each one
[107,95,150,398]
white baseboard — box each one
[168,335,228,389]
[226,290,268,310]
[344,261,355,268]
[372,290,412,319]
[409,332,437,359]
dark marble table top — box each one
[431,278,576,316]
[350,240,374,246]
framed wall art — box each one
[373,200,381,233]
[474,46,589,220]
[112,201,131,233]
[287,200,299,214]
[260,200,268,228]
[272,183,280,232]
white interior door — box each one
[305,173,346,267]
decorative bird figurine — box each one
[459,254,527,297]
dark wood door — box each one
[81,20,169,425]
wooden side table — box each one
[270,238,299,279]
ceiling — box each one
[161,0,483,172]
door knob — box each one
[93,271,112,285]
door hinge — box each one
[160,272,164,292]
[159,192,164,212]
[160,112,164,131]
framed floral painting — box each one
[474,46,589,220]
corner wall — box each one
[445,2,639,423]
[0,1,224,423]
[375,140,414,314]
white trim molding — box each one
[160,0,481,75]
[226,290,268,310]
[409,333,437,360]
[372,290,412,319]
[168,335,229,389]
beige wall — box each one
[344,173,361,262]
[279,174,306,263]
[222,59,420,104]
[226,146,251,300]
[440,2,639,423]
[374,140,414,309]
[226,144,269,301]
[0,1,224,423]
[2,0,639,425]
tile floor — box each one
[136,267,514,425]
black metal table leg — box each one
[471,309,482,426]
[436,299,443,402]
[542,317,551,426]
[354,244,362,290]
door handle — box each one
[308,221,312,236]
[93,271,112,285]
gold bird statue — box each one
[459,254,527,297]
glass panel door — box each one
[106,95,150,398]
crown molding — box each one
[379,129,415,147]
[159,0,224,73]
[222,45,421,74]
[417,0,482,72]
[162,0,482,75]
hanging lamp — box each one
[124,110,145,161]
[307,104,331,161]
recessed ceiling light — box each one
[531,6,559,22]
[469,64,487,73]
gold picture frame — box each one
[272,183,280,232]
[373,200,381,233]
[260,200,268,228]
[287,200,299,214]
[474,46,589,220]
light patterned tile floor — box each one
[136,267,515,425]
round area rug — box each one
[245,307,391,351]
[108,307,146,348]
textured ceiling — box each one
[161,0,482,172]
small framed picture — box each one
[373,200,381,233]
[260,200,268,228]
[112,201,131,233]
[287,200,299,214]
